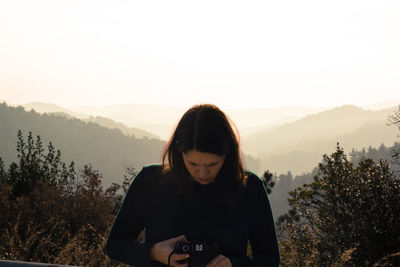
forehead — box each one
[182,150,225,164]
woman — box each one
[105,104,280,267]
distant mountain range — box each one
[2,100,400,176]
[243,105,400,174]
[3,99,400,220]
[16,101,332,140]
[0,103,165,186]
[2,100,400,219]
[23,102,159,139]
[0,102,261,185]
[69,103,330,139]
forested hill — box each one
[244,105,398,155]
[0,102,165,186]
[243,104,400,174]
[23,101,159,139]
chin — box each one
[196,178,214,184]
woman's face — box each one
[182,149,226,185]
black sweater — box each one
[105,164,280,266]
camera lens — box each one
[182,244,191,253]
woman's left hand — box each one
[206,254,232,267]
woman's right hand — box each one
[150,234,190,266]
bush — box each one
[278,144,400,266]
[0,131,132,266]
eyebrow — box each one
[188,160,220,166]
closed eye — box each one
[189,162,218,167]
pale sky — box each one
[1,0,400,109]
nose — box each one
[197,166,210,178]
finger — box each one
[206,255,231,267]
[221,257,232,267]
[167,235,187,250]
[172,253,190,267]
[206,255,220,267]
[173,253,190,261]
[175,234,189,242]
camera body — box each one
[174,240,218,267]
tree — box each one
[5,130,76,198]
[0,130,132,266]
[261,170,275,194]
[278,144,400,266]
[387,105,400,172]
[0,158,6,185]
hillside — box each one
[23,102,159,139]
[0,103,165,186]
[85,116,159,139]
[70,103,186,140]
[0,102,261,185]
[23,102,89,119]
[244,105,400,174]
[70,104,329,140]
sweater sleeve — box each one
[229,175,280,267]
[105,166,156,267]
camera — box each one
[174,240,219,267]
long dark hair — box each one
[162,104,247,207]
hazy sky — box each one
[1,0,400,109]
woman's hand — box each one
[206,254,232,267]
[150,234,190,266]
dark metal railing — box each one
[0,260,76,267]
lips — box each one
[197,177,212,184]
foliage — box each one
[268,142,400,220]
[3,106,400,266]
[277,144,400,266]
[388,105,400,172]
[349,144,393,165]
[0,130,134,266]
[5,130,76,197]
[261,170,275,194]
